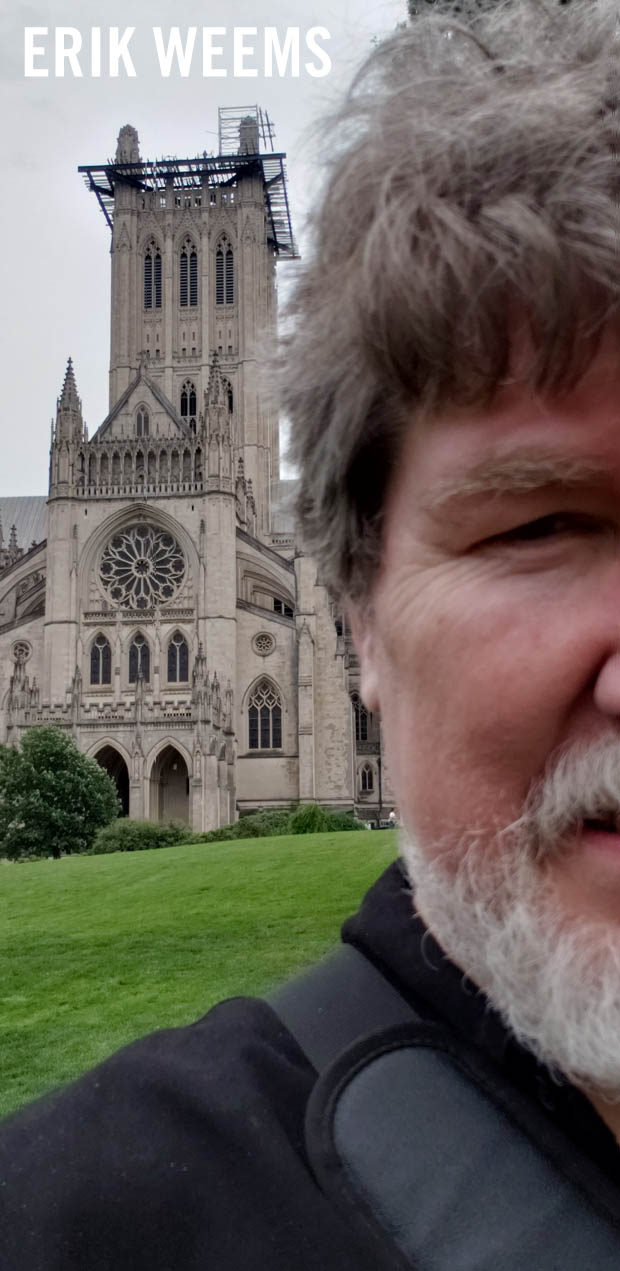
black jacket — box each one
[1,859,619,1269]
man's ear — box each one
[347,606,381,713]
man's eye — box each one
[484,513,602,547]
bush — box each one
[92,804,367,854]
[0,728,120,860]
[289,802,330,834]
[198,808,293,843]
[322,810,365,833]
[198,805,367,843]
[91,819,190,855]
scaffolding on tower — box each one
[78,105,298,259]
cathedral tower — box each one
[80,110,297,536]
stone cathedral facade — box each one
[0,115,393,829]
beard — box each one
[400,734,620,1099]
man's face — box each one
[355,329,620,930]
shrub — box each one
[322,810,365,833]
[198,808,293,843]
[0,728,119,860]
[289,802,330,834]
[90,804,368,854]
[91,819,190,855]
[238,809,294,837]
[198,805,367,843]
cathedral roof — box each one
[0,497,47,551]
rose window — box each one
[253,632,275,657]
[99,524,185,610]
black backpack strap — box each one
[269,942,620,1270]
[306,1027,620,1271]
[268,943,416,1070]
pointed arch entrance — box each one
[94,745,130,817]
[150,745,189,824]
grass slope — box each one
[1,830,397,1118]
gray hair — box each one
[281,0,620,602]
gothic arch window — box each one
[351,693,369,743]
[90,634,112,686]
[180,380,197,431]
[248,679,282,750]
[128,632,150,683]
[144,240,162,310]
[180,238,198,307]
[216,239,234,305]
[359,763,374,794]
[136,406,149,437]
[167,631,189,682]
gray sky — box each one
[0,0,405,497]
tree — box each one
[0,728,120,860]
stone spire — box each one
[204,352,232,487]
[116,124,141,164]
[60,357,80,412]
[238,115,259,156]
[205,350,225,408]
[55,357,84,444]
[0,518,23,574]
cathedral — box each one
[0,110,393,830]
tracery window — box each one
[248,679,282,750]
[136,406,149,437]
[99,524,186,610]
[129,633,150,683]
[179,238,198,308]
[144,240,162,309]
[351,693,369,743]
[90,634,112,686]
[216,240,234,305]
[168,631,189,682]
[180,380,197,431]
[360,763,374,794]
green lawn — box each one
[0,830,397,1119]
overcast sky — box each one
[0,0,405,498]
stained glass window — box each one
[90,634,112,685]
[248,679,282,750]
[99,525,185,610]
[360,763,374,793]
[129,633,150,683]
[351,693,369,742]
[168,631,189,682]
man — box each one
[2,0,620,1265]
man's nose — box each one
[593,652,620,718]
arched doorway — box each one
[151,745,189,824]
[94,745,130,817]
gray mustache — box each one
[507,736,620,858]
